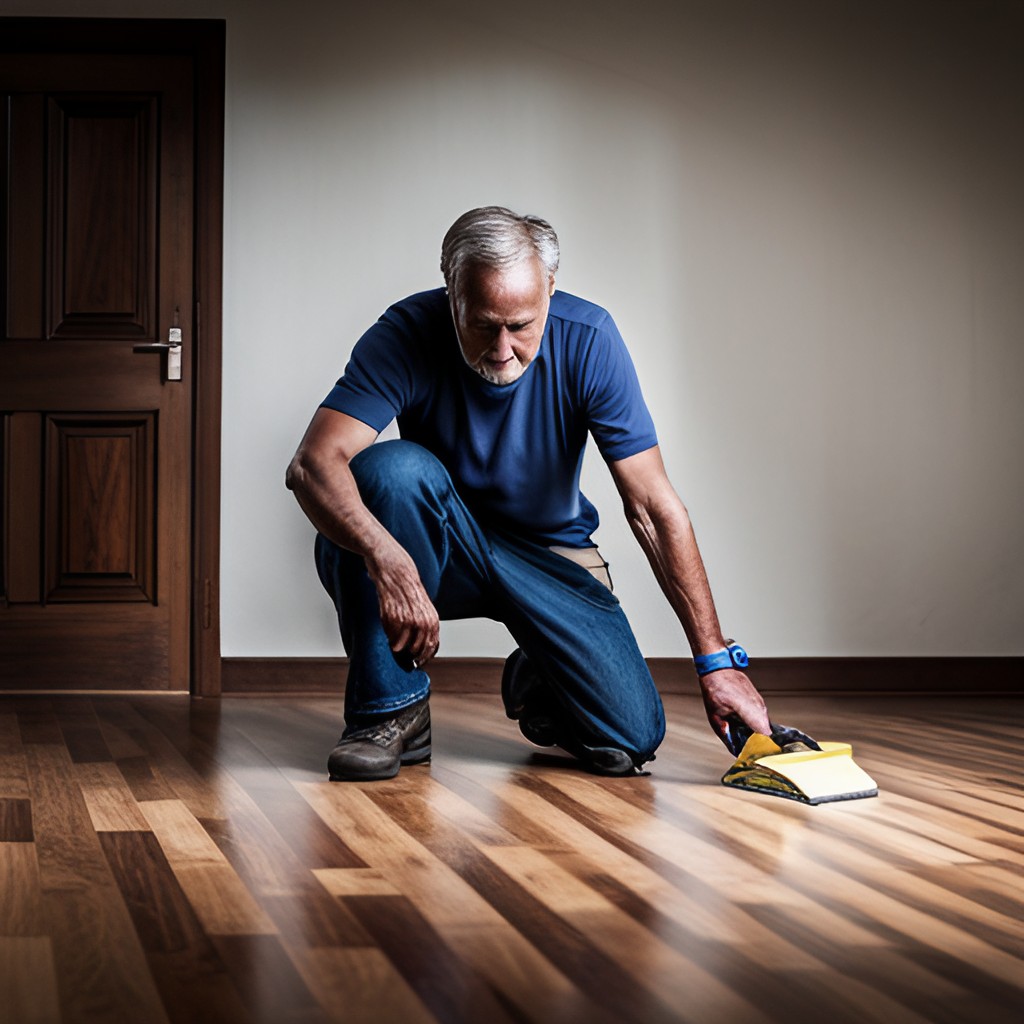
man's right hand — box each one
[699,668,771,755]
[287,408,440,668]
[366,543,440,667]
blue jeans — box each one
[314,440,665,763]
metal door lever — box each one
[134,327,183,381]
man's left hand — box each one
[699,669,771,754]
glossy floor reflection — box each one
[0,692,1020,1023]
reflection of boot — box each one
[327,697,431,781]
[501,650,643,777]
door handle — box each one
[134,327,183,381]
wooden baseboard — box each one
[221,656,1023,696]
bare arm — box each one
[285,408,440,665]
[608,445,771,747]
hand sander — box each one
[721,719,878,804]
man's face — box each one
[450,257,555,386]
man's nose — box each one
[490,329,514,358]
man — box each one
[286,206,771,781]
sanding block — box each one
[721,722,878,804]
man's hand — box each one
[366,543,440,668]
[699,669,771,753]
[287,409,440,668]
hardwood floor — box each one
[0,691,1020,1023]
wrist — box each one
[693,640,749,677]
[365,535,411,580]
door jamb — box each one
[3,18,225,696]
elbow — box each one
[623,499,649,532]
[623,499,657,546]
[285,451,309,494]
[623,492,691,540]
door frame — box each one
[3,18,225,696]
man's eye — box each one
[508,322,528,333]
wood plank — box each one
[210,934,327,1024]
[429,764,843,965]
[312,867,402,898]
[298,779,615,1024]
[2,691,1023,1024]
[16,702,63,745]
[131,697,366,875]
[349,894,524,1024]
[560,773,1024,990]
[293,947,437,1024]
[139,798,277,936]
[92,700,148,759]
[75,761,151,832]
[0,714,30,799]
[485,841,772,1023]
[668,784,1024,975]
[24,741,170,1023]
[0,797,33,841]
[0,937,61,1024]
[99,830,251,1024]
[54,700,114,763]
[98,700,219,811]
[412,768,920,1022]
[0,843,46,936]
[259,891,374,950]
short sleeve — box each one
[579,314,658,461]
[320,305,422,432]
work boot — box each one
[501,650,644,777]
[502,648,560,745]
[327,697,431,781]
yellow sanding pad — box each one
[722,735,878,804]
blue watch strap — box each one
[693,641,749,677]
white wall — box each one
[6,0,1023,657]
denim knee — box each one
[349,440,451,512]
[631,708,667,761]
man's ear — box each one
[548,276,556,296]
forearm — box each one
[625,492,727,656]
[610,447,770,740]
[286,433,439,663]
[286,449,402,572]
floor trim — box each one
[221,656,1023,696]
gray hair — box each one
[440,206,560,292]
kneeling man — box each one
[286,206,771,780]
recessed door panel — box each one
[45,414,155,603]
[48,96,157,338]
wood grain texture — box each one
[0,937,62,1024]
[45,417,154,602]
[3,411,43,604]
[1,19,226,698]
[0,691,1020,1024]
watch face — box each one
[730,645,750,668]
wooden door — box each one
[1,53,195,690]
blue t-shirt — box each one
[321,288,657,547]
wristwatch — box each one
[693,639,749,677]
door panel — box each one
[45,413,155,603]
[49,94,158,338]
[1,54,193,690]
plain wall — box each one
[4,0,1023,658]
